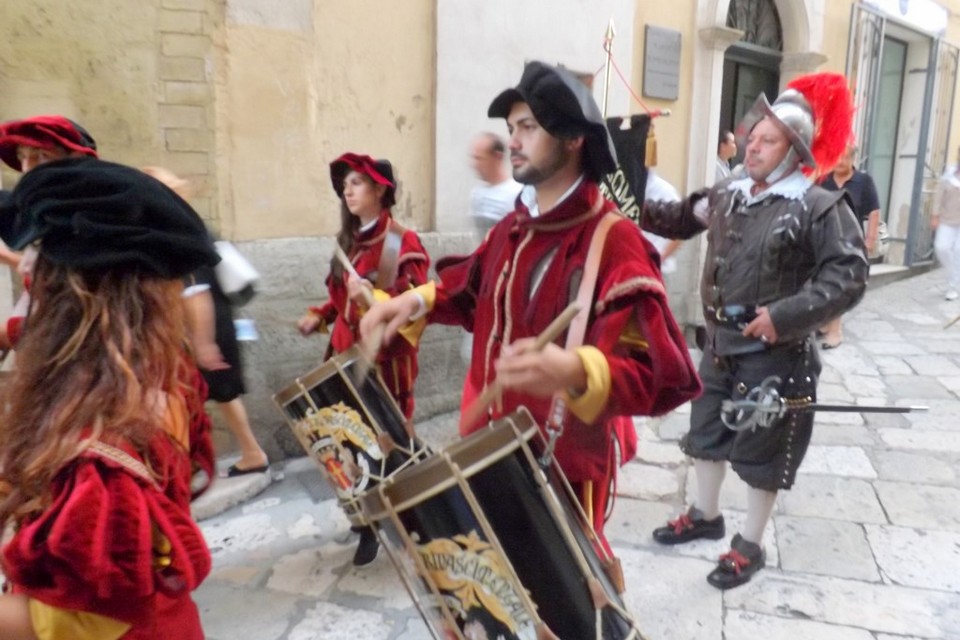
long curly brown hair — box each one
[0,254,194,524]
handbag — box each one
[213,240,259,306]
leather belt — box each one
[704,304,758,329]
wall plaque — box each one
[643,25,681,101]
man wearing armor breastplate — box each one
[642,74,869,589]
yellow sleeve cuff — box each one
[391,282,435,348]
[29,598,131,640]
[410,281,436,315]
[562,345,611,425]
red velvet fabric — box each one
[432,180,702,484]
[308,210,429,418]
[186,365,216,498]
[2,434,211,639]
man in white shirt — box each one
[716,130,737,182]
[469,132,522,236]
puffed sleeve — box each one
[2,443,211,626]
[389,229,430,295]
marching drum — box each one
[359,408,645,640]
[273,345,428,525]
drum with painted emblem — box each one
[359,408,646,640]
[273,344,428,526]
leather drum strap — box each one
[565,210,619,351]
[544,206,620,433]
[374,220,404,290]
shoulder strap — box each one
[542,205,620,438]
[375,219,405,290]
[87,440,160,490]
[564,209,620,350]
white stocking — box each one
[693,459,726,520]
[743,487,778,545]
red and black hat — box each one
[488,61,617,181]
[0,115,99,171]
[329,153,396,207]
[0,157,218,278]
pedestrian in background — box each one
[716,130,737,182]
[468,132,522,238]
[142,167,269,479]
[933,148,960,301]
[818,144,881,347]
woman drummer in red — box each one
[297,153,429,566]
[298,153,429,419]
[0,158,216,639]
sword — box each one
[721,376,928,432]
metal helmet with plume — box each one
[736,72,854,179]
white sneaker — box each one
[947,290,959,301]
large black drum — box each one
[273,345,428,525]
[359,409,645,640]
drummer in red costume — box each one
[361,61,702,549]
[298,152,429,565]
[0,157,216,639]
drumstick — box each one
[333,245,384,384]
[459,302,582,429]
[946,313,960,330]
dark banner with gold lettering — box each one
[600,114,650,226]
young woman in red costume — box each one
[297,153,429,418]
[0,158,216,639]
[297,153,429,566]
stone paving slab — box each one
[866,525,960,591]
[882,375,955,399]
[841,374,889,397]
[636,440,688,465]
[617,462,682,501]
[725,571,960,638]
[810,423,877,446]
[872,450,957,485]
[776,475,887,524]
[798,445,877,478]
[286,602,394,640]
[875,481,960,532]
[618,548,723,640]
[776,516,880,582]
[198,582,300,640]
[879,428,960,452]
[724,610,875,640]
[872,355,914,375]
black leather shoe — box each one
[652,507,725,545]
[352,527,380,566]
[706,533,765,590]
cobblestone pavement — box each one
[194,268,960,639]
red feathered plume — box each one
[786,72,854,178]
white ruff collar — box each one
[728,170,811,206]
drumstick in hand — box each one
[459,302,581,429]
[333,245,383,383]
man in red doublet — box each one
[363,61,701,549]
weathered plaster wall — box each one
[215,0,435,242]
[0,0,220,220]
[434,0,636,233]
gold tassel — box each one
[645,129,658,168]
